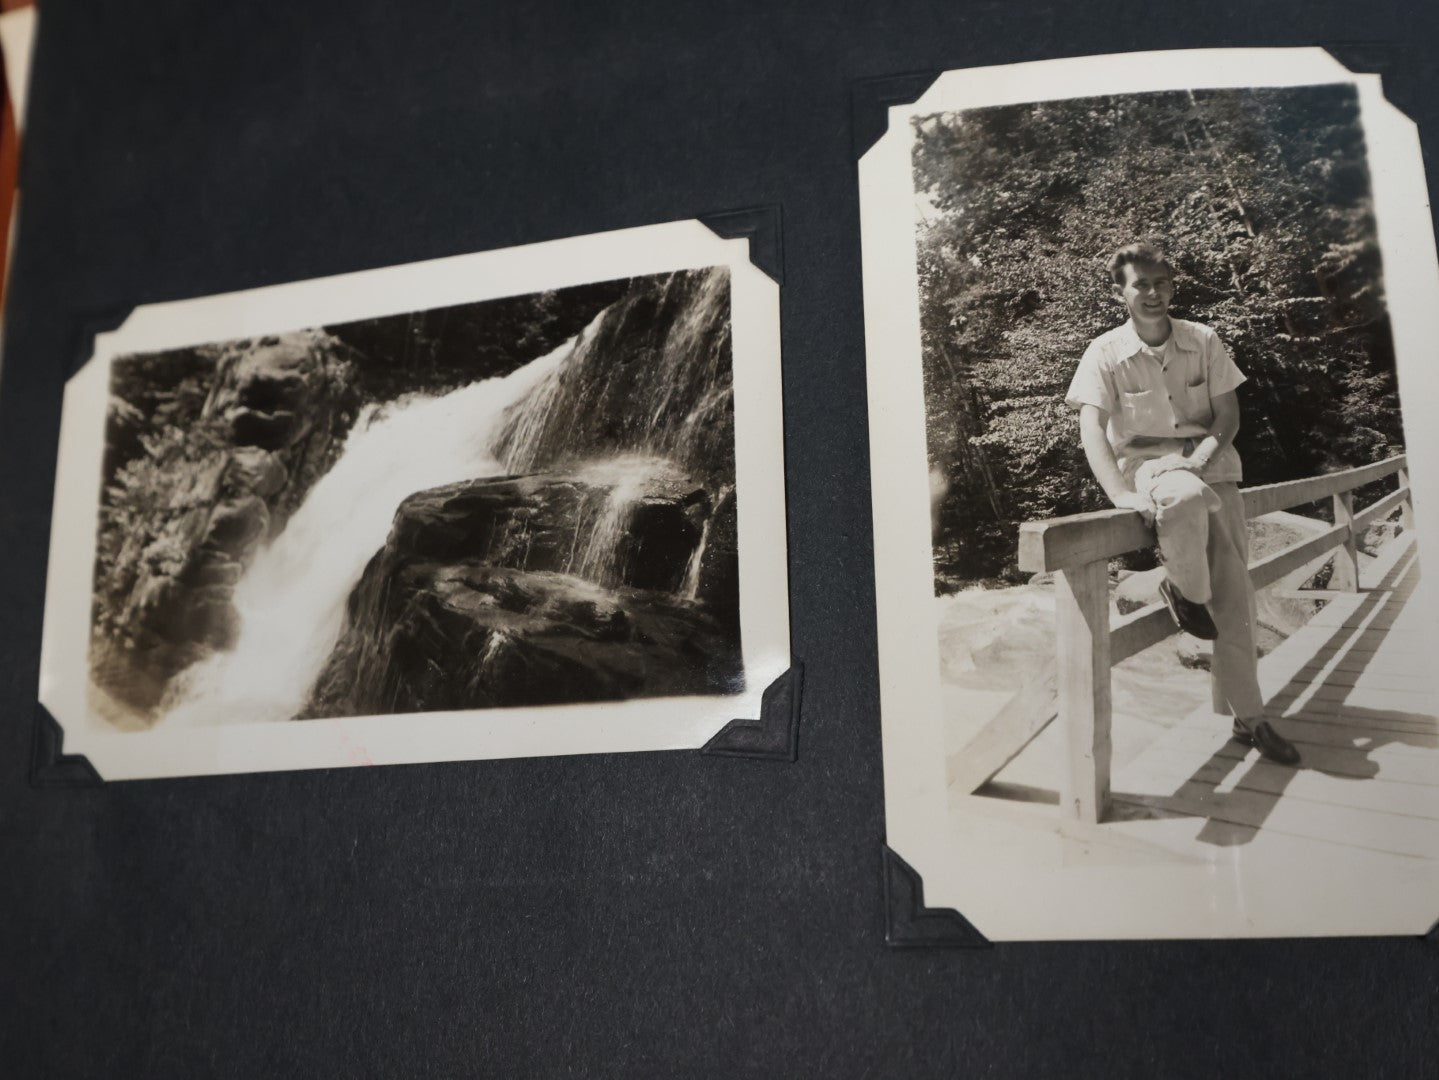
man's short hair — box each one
[1107,243,1174,285]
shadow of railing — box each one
[1111,541,1436,849]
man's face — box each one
[1113,261,1174,325]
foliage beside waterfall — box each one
[324,279,629,403]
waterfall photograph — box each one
[86,267,744,731]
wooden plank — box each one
[1304,611,1412,633]
[1016,457,1404,574]
[1277,697,1438,725]
[1291,664,1436,689]
[1241,455,1405,517]
[1113,778,1439,859]
[1054,560,1112,822]
[1248,523,1349,589]
[1289,650,1433,675]
[1352,485,1410,533]
[1304,690,1439,716]
[1399,468,1416,531]
[1255,697,1437,735]
[949,662,1058,794]
[1109,602,1176,664]
[1331,490,1359,591]
[1174,710,1439,753]
[1018,508,1152,573]
[1152,726,1439,785]
[1125,743,1439,820]
[1305,607,1404,631]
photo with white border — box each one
[41,218,790,780]
[861,48,1439,940]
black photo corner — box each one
[3,3,1439,1078]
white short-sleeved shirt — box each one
[1065,318,1246,483]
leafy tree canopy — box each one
[914,85,1401,588]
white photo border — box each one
[40,218,791,780]
[861,48,1439,940]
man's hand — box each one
[1141,452,1199,478]
[1112,491,1156,526]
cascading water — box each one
[159,329,589,725]
[493,266,734,480]
[568,455,682,587]
[159,265,738,724]
[680,484,730,599]
[489,265,736,595]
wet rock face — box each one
[90,330,359,717]
[225,448,288,498]
[390,473,706,591]
[303,472,743,718]
[203,496,271,557]
[306,563,742,718]
[693,488,738,635]
[626,495,703,593]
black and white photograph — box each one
[861,49,1439,939]
[40,220,790,778]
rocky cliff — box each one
[90,330,361,717]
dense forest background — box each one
[914,84,1404,591]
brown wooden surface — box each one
[949,662,1057,795]
[1109,534,1438,856]
[1248,522,1349,590]
[1018,507,1153,573]
[1055,561,1112,822]
[1240,455,1405,518]
[1353,484,1410,534]
[1330,490,1359,591]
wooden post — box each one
[1331,490,1359,591]
[1053,559,1111,823]
[1399,467,1416,532]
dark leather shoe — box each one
[1233,718,1301,765]
[1158,579,1218,640]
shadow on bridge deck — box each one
[1108,532,1439,858]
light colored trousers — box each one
[1133,463,1265,719]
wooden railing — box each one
[996,454,1413,823]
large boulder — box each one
[301,470,743,718]
[304,563,742,718]
[388,471,708,593]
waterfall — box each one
[159,329,589,726]
[681,516,712,600]
[568,455,682,587]
[494,267,734,481]
[156,266,737,726]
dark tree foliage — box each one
[913,84,1402,590]
[103,345,222,486]
[324,278,630,402]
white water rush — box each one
[159,331,584,726]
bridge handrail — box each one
[1019,455,1408,574]
[1005,454,1412,824]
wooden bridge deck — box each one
[1109,531,1439,857]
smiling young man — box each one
[1063,242,1300,765]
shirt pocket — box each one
[1120,388,1167,434]
[1183,375,1214,425]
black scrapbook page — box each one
[2,2,1437,1077]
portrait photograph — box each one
[39,219,791,779]
[861,49,1439,939]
